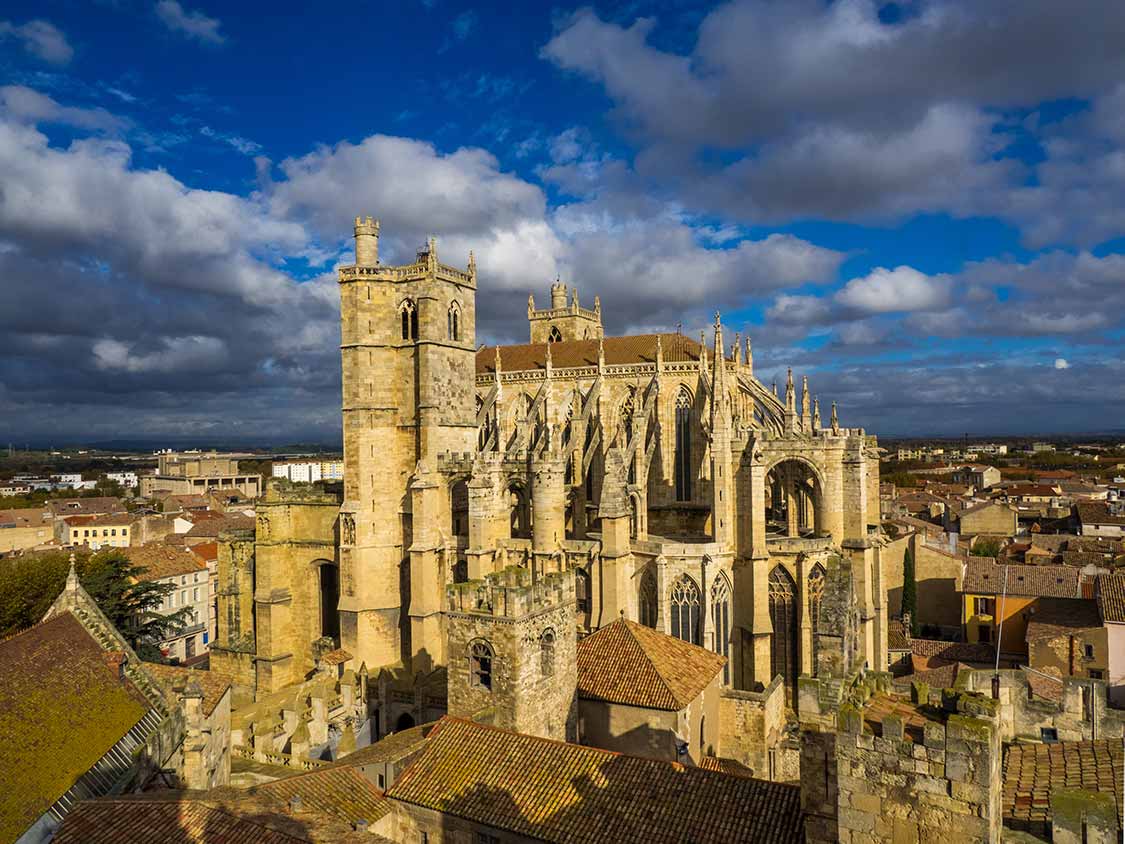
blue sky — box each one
[1,0,1124,443]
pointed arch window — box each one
[711,574,731,684]
[470,639,493,690]
[540,628,556,677]
[674,388,692,501]
[769,566,798,703]
[575,567,591,614]
[400,298,418,341]
[670,575,702,645]
[639,568,657,628]
[808,564,826,672]
[548,325,563,343]
[448,301,461,341]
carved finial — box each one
[428,235,437,262]
[813,396,821,429]
[571,287,579,310]
[66,552,79,593]
[699,330,708,372]
[494,345,502,376]
[785,367,795,411]
[597,335,605,371]
[528,293,535,318]
[801,375,811,430]
[655,334,663,371]
[545,338,553,374]
[745,336,753,375]
[772,380,778,396]
[594,295,601,314]
[468,249,476,270]
[732,332,741,366]
[831,401,840,434]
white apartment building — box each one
[271,459,344,483]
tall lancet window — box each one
[639,568,657,628]
[711,574,731,684]
[808,564,826,672]
[670,575,702,645]
[447,301,461,341]
[674,388,692,501]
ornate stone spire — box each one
[772,380,778,396]
[711,314,730,428]
[66,551,79,595]
[699,330,708,374]
[813,396,821,429]
[655,334,664,373]
[732,332,742,367]
[801,375,811,430]
[745,335,753,376]
[785,368,796,412]
[527,293,535,318]
[831,401,840,435]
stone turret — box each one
[528,280,603,342]
[353,215,379,266]
[445,567,577,741]
[551,280,567,309]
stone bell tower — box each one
[337,217,478,673]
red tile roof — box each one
[1003,740,1123,839]
[477,333,715,375]
[143,663,231,716]
[1097,573,1125,623]
[962,559,1081,598]
[122,543,207,581]
[1078,502,1125,527]
[387,716,803,843]
[576,618,726,711]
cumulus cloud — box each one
[835,266,952,314]
[1055,358,1070,369]
[155,1,225,45]
[1,85,126,134]
[0,19,73,65]
[93,336,229,374]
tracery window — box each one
[807,564,826,673]
[470,640,493,690]
[711,574,731,684]
[548,326,563,343]
[769,566,798,703]
[674,388,692,501]
[540,628,556,677]
[670,575,702,646]
[400,298,418,341]
[575,568,591,614]
[448,301,461,341]
[639,568,657,628]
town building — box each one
[105,471,138,489]
[57,512,135,549]
[1077,501,1125,537]
[124,544,212,661]
[271,459,344,483]
[0,507,54,553]
[139,451,262,499]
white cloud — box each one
[1055,358,1070,369]
[93,335,228,374]
[0,19,73,65]
[155,1,225,45]
[835,266,951,314]
[1,85,125,134]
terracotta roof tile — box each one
[476,333,713,375]
[1024,598,1102,641]
[576,618,726,711]
[185,514,255,537]
[47,497,126,518]
[143,663,231,716]
[1097,573,1125,623]
[330,722,433,770]
[0,507,49,529]
[962,559,1081,598]
[0,613,149,841]
[387,716,803,843]
[908,638,994,662]
[189,541,219,563]
[122,543,207,581]
[253,766,392,826]
[1078,502,1125,526]
[1003,740,1123,839]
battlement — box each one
[445,566,575,619]
[262,477,342,505]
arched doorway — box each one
[769,565,798,703]
[394,712,416,732]
[318,562,340,642]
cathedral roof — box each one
[576,618,726,711]
[476,333,711,375]
[386,716,803,843]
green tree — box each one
[901,546,918,637]
[0,549,189,661]
[972,537,1002,558]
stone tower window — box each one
[670,575,702,646]
[448,301,461,341]
[711,574,731,684]
[575,567,591,614]
[400,298,418,341]
[674,388,693,501]
[540,628,556,677]
[470,640,493,690]
[639,568,657,628]
[548,325,563,343]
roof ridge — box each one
[621,619,688,709]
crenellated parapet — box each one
[445,566,575,619]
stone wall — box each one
[718,675,787,779]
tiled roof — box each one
[387,716,803,843]
[1077,502,1125,526]
[331,722,433,769]
[1030,534,1071,552]
[47,497,126,518]
[189,541,219,563]
[185,514,254,537]
[892,661,972,694]
[320,648,352,666]
[888,619,910,650]
[0,613,148,842]
[52,798,310,844]
[698,756,756,778]
[123,543,207,581]
[1096,573,1125,623]
[476,333,715,375]
[576,618,726,711]
[252,766,392,826]
[908,638,994,663]
[0,507,49,528]
[63,513,135,527]
[143,663,231,716]
[1024,598,1102,642]
[962,559,1081,598]
[1003,740,1123,839]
